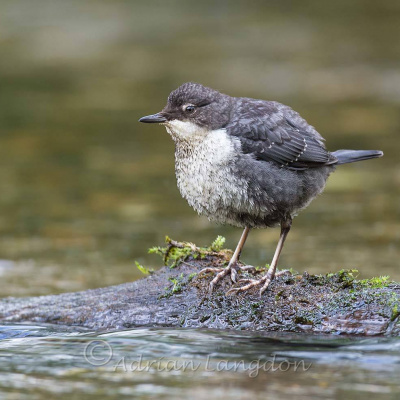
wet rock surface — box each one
[0,250,399,336]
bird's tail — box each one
[332,149,383,165]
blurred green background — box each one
[0,0,399,296]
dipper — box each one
[139,82,383,295]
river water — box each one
[0,325,400,399]
[0,0,399,398]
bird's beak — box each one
[138,112,167,123]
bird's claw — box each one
[199,263,255,294]
[239,265,258,273]
[199,264,290,296]
[230,267,238,283]
[227,270,290,297]
[207,264,237,294]
[236,278,257,284]
[226,275,272,296]
[197,267,224,277]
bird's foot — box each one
[227,270,290,297]
[197,267,225,276]
[197,263,256,294]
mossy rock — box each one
[0,237,399,336]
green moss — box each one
[325,268,359,289]
[148,236,193,268]
[275,290,285,301]
[148,237,400,332]
[159,272,198,299]
[149,235,230,268]
[358,276,391,288]
[187,272,198,282]
[169,274,184,293]
[159,273,185,298]
[321,269,391,291]
[391,303,400,322]
[209,235,226,252]
[324,276,399,323]
[134,261,154,275]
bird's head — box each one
[139,82,231,140]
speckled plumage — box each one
[160,83,340,228]
[169,121,332,228]
[140,82,382,228]
[139,82,383,295]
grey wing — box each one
[227,100,337,170]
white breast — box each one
[165,121,250,222]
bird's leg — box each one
[198,227,251,293]
[228,219,292,296]
[209,226,251,293]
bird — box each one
[139,82,383,296]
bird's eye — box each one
[184,105,196,113]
